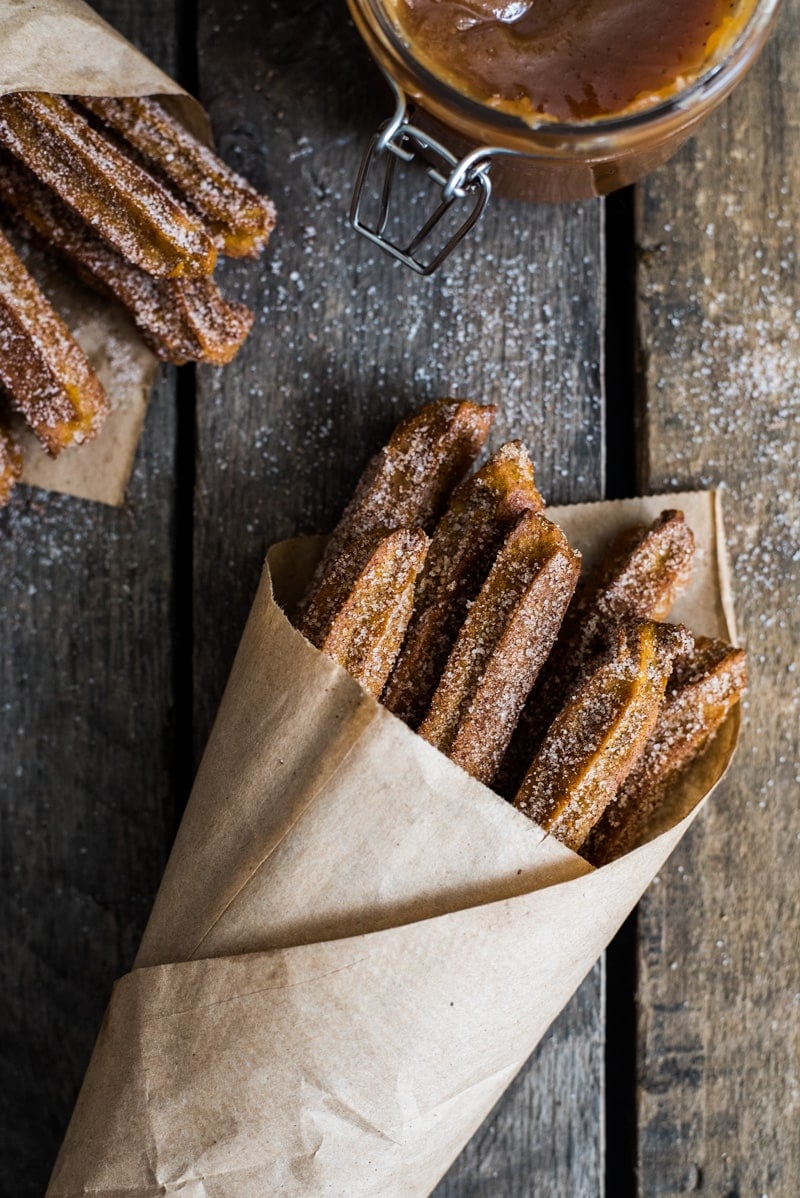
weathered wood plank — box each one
[0,4,183,1193]
[194,2,606,1192]
[635,6,800,1194]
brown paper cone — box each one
[47,491,739,1197]
[0,0,209,505]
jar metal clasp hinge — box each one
[350,74,495,276]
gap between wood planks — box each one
[171,0,199,847]
[604,185,639,1198]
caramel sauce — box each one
[389,0,745,122]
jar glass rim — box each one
[363,0,782,140]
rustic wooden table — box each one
[2,2,798,1194]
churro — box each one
[578,509,695,625]
[290,401,741,867]
[78,95,276,259]
[307,399,495,606]
[383,441,544,727]
[584,636,746,864]
[0,421,21,506]
[418,510,581,786]
[169,278,254,365]
[498,510,695,796]
[299,527,429,699]
[0,92,216,278]
[514,620,692,852]
[0,154,252,365]
[0,230,107,454]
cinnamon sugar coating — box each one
[514,620,693,853]
[0,154,252,366]
[584,636,747,865]
[306,399,495,610]
[0,420,22,507]
[498,509,695,796]
[299,527,429,699]
[383,440,544,728]
[0,230,107,454]
[169,279,254,366]
[0,93,216,278]
[578,509,696,625]
[78,95,276,260]
[285,401,741,861]
[418,510,580,786]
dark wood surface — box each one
[0,3,183,1187]
[635,10,800,1194]
[0,1,797,1195]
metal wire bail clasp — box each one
[350,75,493,276]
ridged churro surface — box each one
[0,154,252,365]
[0,93,216,278]
[79,95,276,259]
[305,399,495,610]
[498,510,695,795]
[515,620,692,852]
[0,230,107,454]
[418,510,580,786]
[384,440,544,727]
[0,422,21,505]
[299,527,429,698]
[584,637,746,864]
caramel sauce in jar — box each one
[348,0,778,224]
[389,0,744,123]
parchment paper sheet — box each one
[48,491,739,1197]
[0,0,208,505]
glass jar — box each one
[347,0,782,273]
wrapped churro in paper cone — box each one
[48,490,739,1198]
[0,0,208,505]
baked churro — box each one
[288,401,743,862]
[0,154,252,366]
[0,421,21,506]
[418,510,581,787]
[0,87,274,500]
[78,95,276,259]
[498,510,695,796]
[0,230,107,454]
[584,636,747,864]
[577,509,695,626]
[169,279,254,366]
[299,527,429,699]
[307,399,495,606]
[383,441,544,728]
[0,92,217,278]
[514,620,692,853]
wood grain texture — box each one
[194,1,606,1193]
[0,5,183,1193]
[635,4,800,1194]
